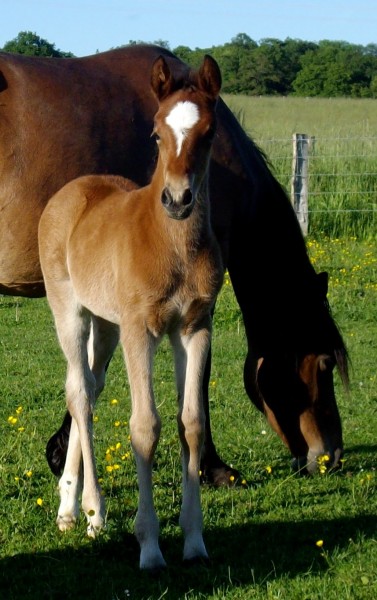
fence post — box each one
[291,133,310,236]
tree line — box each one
[2,31,377,97]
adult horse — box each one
[0,44,348,482]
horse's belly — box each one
[0,197,44,296]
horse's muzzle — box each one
[292,446,344,475]
[161,187,194,220]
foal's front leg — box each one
[121,324,166,572]
[171,323,210,563]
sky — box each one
[1,0,376,57]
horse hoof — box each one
[142,563,167,578]
[85,512,105,538]
[183,555,211,568]
[57,515,76,532]
[200,461,241,487]
[140,557,167,576]
[86,524,102,538]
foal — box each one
[38,54,223,571]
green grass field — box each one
[223,95,377,239]
[1,97,376,599]
[1,235,376,599]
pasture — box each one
[1,95,377,598]
[224,95,377,239]
[1,236,376,599]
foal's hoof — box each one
[139,546,167,575]
[86,522,104,538]
[85,511,105,538]
[142,563,167,578]
[57,515,77,532]
[183,555,211,568]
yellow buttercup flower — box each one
[37,498,43,506]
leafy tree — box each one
[230,33,257,49]
[2,31,377,97]
[293,41,376,97]
[173,45,195,64]
[0,31,74,57]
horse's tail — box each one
[45,411,71,476]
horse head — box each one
[150,54,221,221]
[244,271,349,474]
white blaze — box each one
[165,101,200,156]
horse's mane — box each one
[219,101,350,389]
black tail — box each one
[45,411,71,476]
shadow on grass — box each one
[1,514,376,600]
[345,444,377,455]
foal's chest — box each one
[145,263,219,338]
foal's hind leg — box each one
[171,324,210,564]
[45,318,119,478]
[47,284,105,535]
[57,315,119,535]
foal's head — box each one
[150,54,221,220]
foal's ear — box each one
[198,55,222,99]
[151,56,174,100]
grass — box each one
[222,95,377,239]
[1,236,376,599]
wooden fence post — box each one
[291,133,310,236]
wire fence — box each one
[256,135,377,237]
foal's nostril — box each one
[182,189,192,206]
[161,188,172,207]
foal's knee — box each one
[130,412,162,461]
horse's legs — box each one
[120,321,165,572]
[62,315,118,534]
[200,342,241,485]
[88,316,119,396]
[46,283,104,536]
[171,325,209,563]
[45,319,118,478]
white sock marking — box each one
[166,101,200,156]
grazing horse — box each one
[38,54,222,570]
[0,44,349,482]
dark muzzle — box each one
[161,187,194,220]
